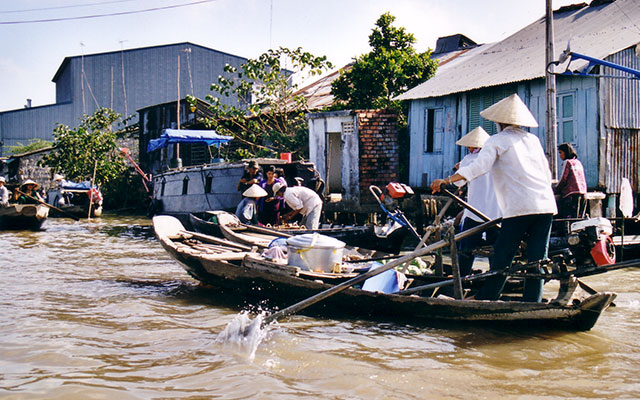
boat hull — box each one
[150,159,320,221]
[0,204,49,231]
[155,216,616,331]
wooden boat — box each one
[0,204,49,230]
[149,157,321,225]
[189,211,409,253]
[47,185,103,218]
[154,215,617,331]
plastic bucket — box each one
[286,233,345,272]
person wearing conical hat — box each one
[448,127,501,286]
[17,179,45,205]
[431,93,557,303]
[235,184,268,224]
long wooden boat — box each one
[0,204,49,230]
[189,211,409,253]
[154,215,617,331]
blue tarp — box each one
[147,129,233,152]
[61,181,94,190]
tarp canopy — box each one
[147,129,233,152]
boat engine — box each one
[550,217,616,267]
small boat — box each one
[189,211,409,253]
[154,215,617,331]
[47,182,103,218]
[0,204,49,230]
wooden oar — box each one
[442,188,492,223]
[15,189,80,221]
[261,217,502,326]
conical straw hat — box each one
[243,184,268,198]
[21,179,39,189]
[456,126,490,148]
[479,93,538,127]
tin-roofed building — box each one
[396,0,640,201]
[0,42,248,156]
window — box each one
[467,87,515,134]
[182,175,190,195]
[557,92,576,144]
[425,108,444,153]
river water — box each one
[1,215,639,399]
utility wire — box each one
[0,0,217,25]
[0,0,139,14]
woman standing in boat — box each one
[431,94,557,302]
[451,126,501,278]
[555,142,587,219]
[258,165,286,226]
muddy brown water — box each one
[1,215,639,399]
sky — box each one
[0,0,581,111]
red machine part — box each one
[590,235,616,266]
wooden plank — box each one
[612,235,640,246]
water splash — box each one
[215,311,271,361]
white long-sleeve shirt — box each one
[0,185,9,207]
[456,152,502,222]
[282,186,322,216]
[456,126,557,219]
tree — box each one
[190,47,333,160]
[41,107,128,187]
[331,12,438,112]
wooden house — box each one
[396,0,640,213]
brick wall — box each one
[356,110,399,202]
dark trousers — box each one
[559,194,582,219]
[458,218,498,277]
[475,213,553,302]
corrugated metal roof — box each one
[287,64,352,110]
[396,0,640,100]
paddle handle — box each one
[16,189,80,221]
[262,217,502,326]
[442,188,491,223]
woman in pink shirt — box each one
[555,142,587,219]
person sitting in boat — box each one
[0,177,9,208]
[49,174,70,207]
[237,160,263,195]
[431,94,557,302]
[235,184,268,224]
[554,142,587,219]
[258,165,286,226]
[272,181,323,230]
[17,179,45,204]
[450,127,501,280]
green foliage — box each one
[331,12,438,113]
[191,47,333,160]
[7,139,52,155]
[41,108,127,188]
